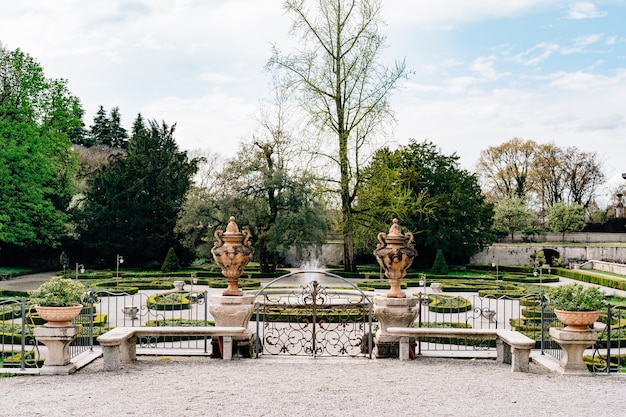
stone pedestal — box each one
[549,328,597,375]
[33,325,82,375]
[373,296,419,358]
[209,294,254,357]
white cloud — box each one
[141,91,257,157]
[509,42,560,66]
[566,2,608,19]
[197,72,245,84]
[382,0,554,25]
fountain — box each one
[372,218,419,358]
[208,216,255,356]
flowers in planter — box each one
[548,283,606,312]
[28,276,87,307]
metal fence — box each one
[414,292,564,359]
[591,304,626,374]
[0,289,215,371]
[2,289,624,373]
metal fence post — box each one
[20,298,26,370]
[606,304,612,374]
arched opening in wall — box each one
[543,249,560,265]
[533,248,561,267]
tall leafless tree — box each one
[267,0,407,271]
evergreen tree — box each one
[108,106,128,149]
[88,105,110,147]
[430,249,449,275]
[161,247,181,273]
[77,118,199,266]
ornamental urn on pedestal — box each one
[211,216,254,296]
[373,218,418,298]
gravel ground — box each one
[1,355,623,417]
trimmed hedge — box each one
[422,295,473,313]
[553,268,626,291]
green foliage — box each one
[554,268,626,291]
[161,247,181,273]
[549,283,606,311]
[430,249,449,275]
[76,118,199,265]
[176,137,328,273]
[0,45,81,249]
[493,197,534,242]
[354,140,495,266]
[146,291,191,310]
[547,201,586,239]
[426,295,472,313]
[27,276,87,307]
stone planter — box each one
[173,280,185,290]
[35,305,83,327]
[554,309,600,332]
[122,306,139,320]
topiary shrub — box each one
[161,247,181,273]
[430,249,449,275]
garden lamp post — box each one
[116,254,124,286]
[75,263,85,280]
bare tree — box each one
[476,138,537,200]
[267,0,408,271]
[561,147,605,207]
[531,143,565,210]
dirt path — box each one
[0,272,56,291]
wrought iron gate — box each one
[254,272,373,358]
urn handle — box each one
[405,231,414,248]
[242,229,252,246]
[376,232,387,249]
[213,228,224,248]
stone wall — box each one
[578,260,626,275]
[470,244,626,267]
[505,232,626,243]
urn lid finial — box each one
[225,216,241,235]
[388,218,402,236]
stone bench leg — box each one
[510,347,530,372]
[398,336,410,361]
[222,336,233,360]
[102,345,122,371]
[496,338,511,365]
[121,336,137,362]
[496,339,530,372]
[102,336,137,371]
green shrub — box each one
[28,276,87,307]
[549,283,606,311]
[430,249,449,275]
[161,247,181,273]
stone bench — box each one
[96,326,247,371]
[386,327,536,372]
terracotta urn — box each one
[554,309,600,332]
[35,305,83,327]
[373,219,417,298]
[211,216,254,296]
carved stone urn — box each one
[211,216,254,296]
[372,219,420,358]
[209,216,255,357]
[373,218,418,298]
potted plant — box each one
[549,283,606,331]
[28,276,87,327]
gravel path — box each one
[1,355,623,417]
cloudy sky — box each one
[2,0,625,203]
